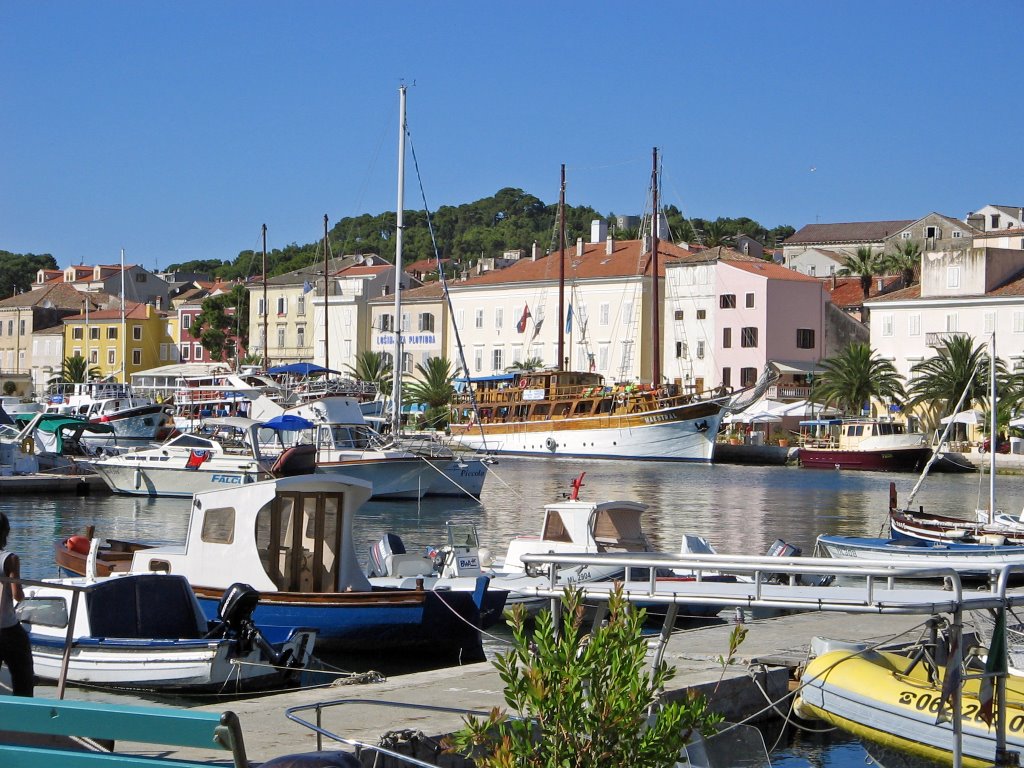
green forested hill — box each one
[0,251,57,300]
[167,188,794,280]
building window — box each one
[380,314,393,332]
[135,273,147,282]
[722,367,731,387]
[696,309,707,320]
[881,314,894,337]
[455,309,465,330]
[796,328,815,348]
[402,352,413,374]
[925,226,940,239]
[599,303,610,326]
[740,367,757,387]
[133,326,142,341]
[89,350,98,364]
[475,309,484,329]
[296,326,305,347]
[947,267,960,289]
[419,313,435,332]
[276,296,288,315]
[106,326,118,340]
[1013,311,1024,334]
[193,343,202,360]
[276,327,285,347]
[132,349,142,365]
[622,302,632,325]
[952,230,962,239]
[740,327,758,347]
[696,340,705,359]
[908,315,921,337]
[183,315,191,329]
[946,313,958,332]
[675,342,688,359]
[90,327,100,340]
[723,328,732,348]
[401,313,410,332]
[494,308,503,330]
[19,319,25,335]
[674,310,684,321]
[720,294,736,309]
[181,344,190,360]
[107,350,116,365]
[984,312,996,334]
[745,293,755,308]
[808,266,816,276]
[297,296,305,316]
[258,299,266,317]
[474,348,483,372]
[159,343,168,361]
[901,231,912,240]
[72,327,84,340]
[492,348,504,371]
[992,214,1001,229]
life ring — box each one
[615,394,626,406]
[545,437,557,452]
[20,436,34,454]
[64,535,91,555]
[519,378,528,389]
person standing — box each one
[0,512,33,696]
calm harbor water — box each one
[3,457,1018,765]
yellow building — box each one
[62,303,175,383]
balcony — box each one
[767,385,811,400]
[925,331,968,348]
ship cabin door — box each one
[256,490,344,593]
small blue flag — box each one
[302,280,313,294]
[565,304,573,334]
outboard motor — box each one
[206,582,304,669]
[367,533,406,577]
[764,539,833,587]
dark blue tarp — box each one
[260,414,315,431]
[454,373,516,383]
[266,362,342,376]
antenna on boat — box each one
[569,471,586,500]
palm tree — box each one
[403,356,456,429]
[345,350,392,396]
[811,342,906,415]
[838,246,882,302]
[53,354,100,384]
[508,357,546,372]
[701,220,733,248]
[907,335,1004,419]
[882,240,922,288]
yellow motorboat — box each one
[794,648,1024,768]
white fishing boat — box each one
[17,571,316,692]
[88,416,316,497]
[54,474,498,656]
[43,381,176,450]
[367,472,655,613]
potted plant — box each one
[770,428,789,448]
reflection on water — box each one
[3,458,1020,767]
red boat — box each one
[797,417,931,472]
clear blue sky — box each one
[3,1,1022,272]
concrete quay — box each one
[40,609,933,765]
[0,471,108,494]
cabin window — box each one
[256,491,343,593]
[201,507,235,544]
[573,400,594,415]
[532,403,550,418]
[16,597,68,628]
[540,512,571,543]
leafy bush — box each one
[444,584,722,768]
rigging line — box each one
[405,131,491,449]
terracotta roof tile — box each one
[722,259,821,282]
[827,275,905,306]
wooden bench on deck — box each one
[0,696,248,768]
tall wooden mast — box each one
[390,84,408,437]
[261,224,269,370]
[651,147,661,387]
[323,214,329,373]
[557,164,566,372]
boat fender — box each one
[64,535,91,555]
[519,378,528,389]
[20,436,34,454]
[545,437,557,452]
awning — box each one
[770,360,823,375]
[266,362,342,376]
[940,410,985,426]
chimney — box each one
[590,219,608,244]
[606,234,614,255]
[877,277,883,291]
[576,237,583,257]
[832,272,837,290]
[531,241,538,261]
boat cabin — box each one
[799,418,920,450]
[131,475,374,595]
[503,499,651,572]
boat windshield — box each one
[255,491,343,593]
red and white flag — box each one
[516,304,531,333]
